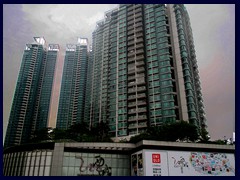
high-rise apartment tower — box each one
[88,4,206,139]
[4,37,59,147]
[56,38,89,129]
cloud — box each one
[186,4,234,69]
[21,4,118,46]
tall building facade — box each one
[4,37,59,148]
[88,4,206,139]
[56,38,88,129]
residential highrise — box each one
[84,46,93,127]
[88,4,206,139]
[4,37,59,148]
[56,38,88,129]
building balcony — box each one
[127,8,134,17]
[136,55,144,61]
[129,130,137,135]
[134,12,142,19]
[128,102,136,107]
[135,4,142,9]
[127,46,135,51]
[128,66,135,71]
[127,16,134,21]
[136,61,144,67]
[127,25,134,31]
[128,69,135,75]
[127,30,134,36]
[136,81,145,86]
[137,93,146,98]
[128,49,135,55]
[136,67,145,73]
[128,95,136,100]
[127,6,134,12]
[128,82,136,87]
[137,86,146,92]
[135,18,142,23]
[128,57,135,63]
[128,41,135,46]
[136,32,143,38]
[138,108,147,113]
[135,27,143,33]
[128,117,137,122]
[127,35,134,41]
[135,22,143,28]
[128,109,137,114]
[137,115,147,121]
[136,43,144,49]
[137,100,147,106]
[128,75,135,81]
[138,123,147,128]
[128,124,137,129]
[127,20,134,26]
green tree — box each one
[29,127,52,143]
[50,128,67,140]
[66,121,90,142]
[199,128,210,142]
[130,121,199,143]
[90,121,112,142]
[129,132,151,143]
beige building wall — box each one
[167,4,189,121]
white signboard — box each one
[144,151,169,176]
[141,150,235,176]
[168,151,235,176]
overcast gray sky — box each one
[3,4,235,141]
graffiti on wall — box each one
[190,152,235,175]
[75,155,112,176]
[171,156,189,174]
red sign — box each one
[152,154,161,163]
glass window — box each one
[26,156,31,166]
[31,156,35,166]
[75,157,80,167]
[189,111,197,118]
[155,110,162,115]
[40,156,45,166]
[45,156,52,166]
[35,156,40,166]
[29,167,34,176]
[111,168,117,176]
[34,167,39,176]
[69,157,75,166]
[44,167,50,176]
[62,167,68,176]
[46,152,52,156]
[74,167,80,176]
[63,156,69,166]
[39,167,44,176]
[25,167,29,176]
[155,95,161,101]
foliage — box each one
[199,128,210,142]
[29,127,52,143]
[29,121,113,143]
[129,132,151,143]
[91,120,112,142]
[50,128,67,140]
[129,121,199,143]
[66,121,90,141]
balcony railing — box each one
[136,55,144,61]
